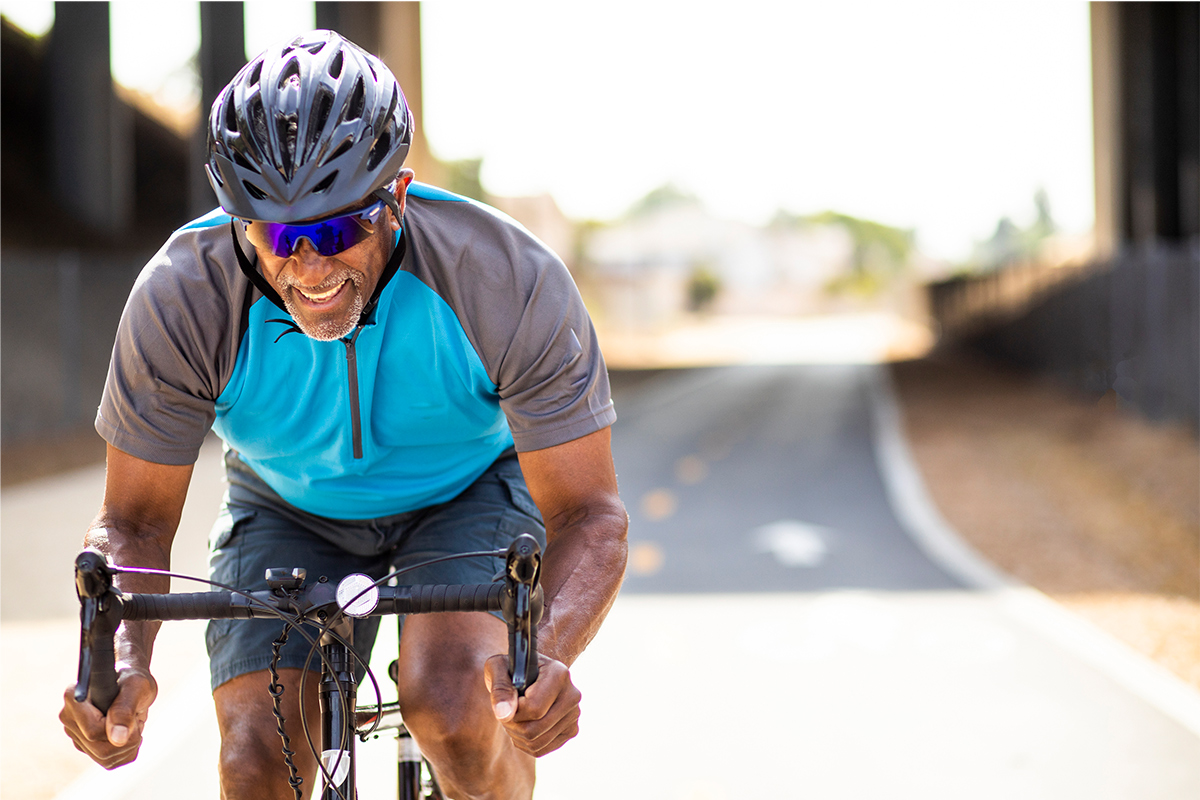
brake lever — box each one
[74,549,123,713]
[502,534,544,696]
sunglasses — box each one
[241,199,387,258]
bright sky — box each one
[2,0,1094,261]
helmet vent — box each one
[367,119,394,171]
[248,59,263,87]
[322,136,354,166]
[278,113,299,172]
[249,97,269,149]
[309,89,334,156]
[345,77,365,122]
[328,49,344,79]
[232,149,256,171]
[303,41,325,54]
[206,161,224,187]
[312,171,338,194]
[224,95,238,133]
[243,180,268,200]
[278,57,301,90]
[385,85,399,121]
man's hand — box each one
[60,667,158,769]
[484,653,581,757]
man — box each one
[59,30,627,800]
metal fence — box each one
[929,241,1200,430]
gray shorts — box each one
[205,449,545,691]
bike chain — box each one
[268,623,305,800]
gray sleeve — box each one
[95,227,247,465]
[407,202,616,452]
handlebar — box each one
[73,534,543,713]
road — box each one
[3,363,1198,799]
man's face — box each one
[252,171,413,341]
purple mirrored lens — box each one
[247,201,385,257]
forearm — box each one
[536,500,628,667]
[84,520,174,671]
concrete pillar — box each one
[1090,2,1200,249]
[315,1,441,186]
[48,2,132,235]
[190,1,246,218]
[315,2,381,54]
[379,3,441,186]
[1089,3,1123,258]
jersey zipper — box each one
[342,326,365,460]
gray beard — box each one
[277,269,365,341]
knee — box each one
[215,670,319,800]
[399,675,498,759]
[399,676,519,794]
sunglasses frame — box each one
[240,199,389,258]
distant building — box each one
[582,200,859,328]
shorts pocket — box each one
[496,462,543,523]
[209,505,257,553]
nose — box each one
[286,239,334,286]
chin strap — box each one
[358,218,406,326]
[229,220,288,313]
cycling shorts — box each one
[205,449,546,691]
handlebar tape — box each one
[378,583,504,615]
[85,616,120,713]
[122,591,252,620]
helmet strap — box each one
[229,220,288,313]
[357,222,406,326]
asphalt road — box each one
[610,364,960,594]
[4,363,1199,799]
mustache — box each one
[276,267,363,294]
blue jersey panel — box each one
[212,267,514,519]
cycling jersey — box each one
[97,183,615,519]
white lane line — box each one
[53,661,217,800]
[866,363,1200,738]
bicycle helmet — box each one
[205,30,412,222]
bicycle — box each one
[72,534,544,800]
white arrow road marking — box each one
[752,519,832,567]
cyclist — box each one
[59,30,628,800]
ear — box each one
[392,169,416,230]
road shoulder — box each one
[890,349,1200,690]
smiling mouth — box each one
[296,281,348,305]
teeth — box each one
[299,282,344,302]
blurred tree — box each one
[773,209,915,297]
[625,183,701,218]
[686,263,721,313]
[967,188,1057,272]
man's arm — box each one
[60,444,193,769]
[517,426,628,665]
[484,426,628,755]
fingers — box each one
[483,654,519,723]
[106,669,155,748]
[484,654,582,757]
[60,669,157,770]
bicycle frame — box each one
[73,534,544,800]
